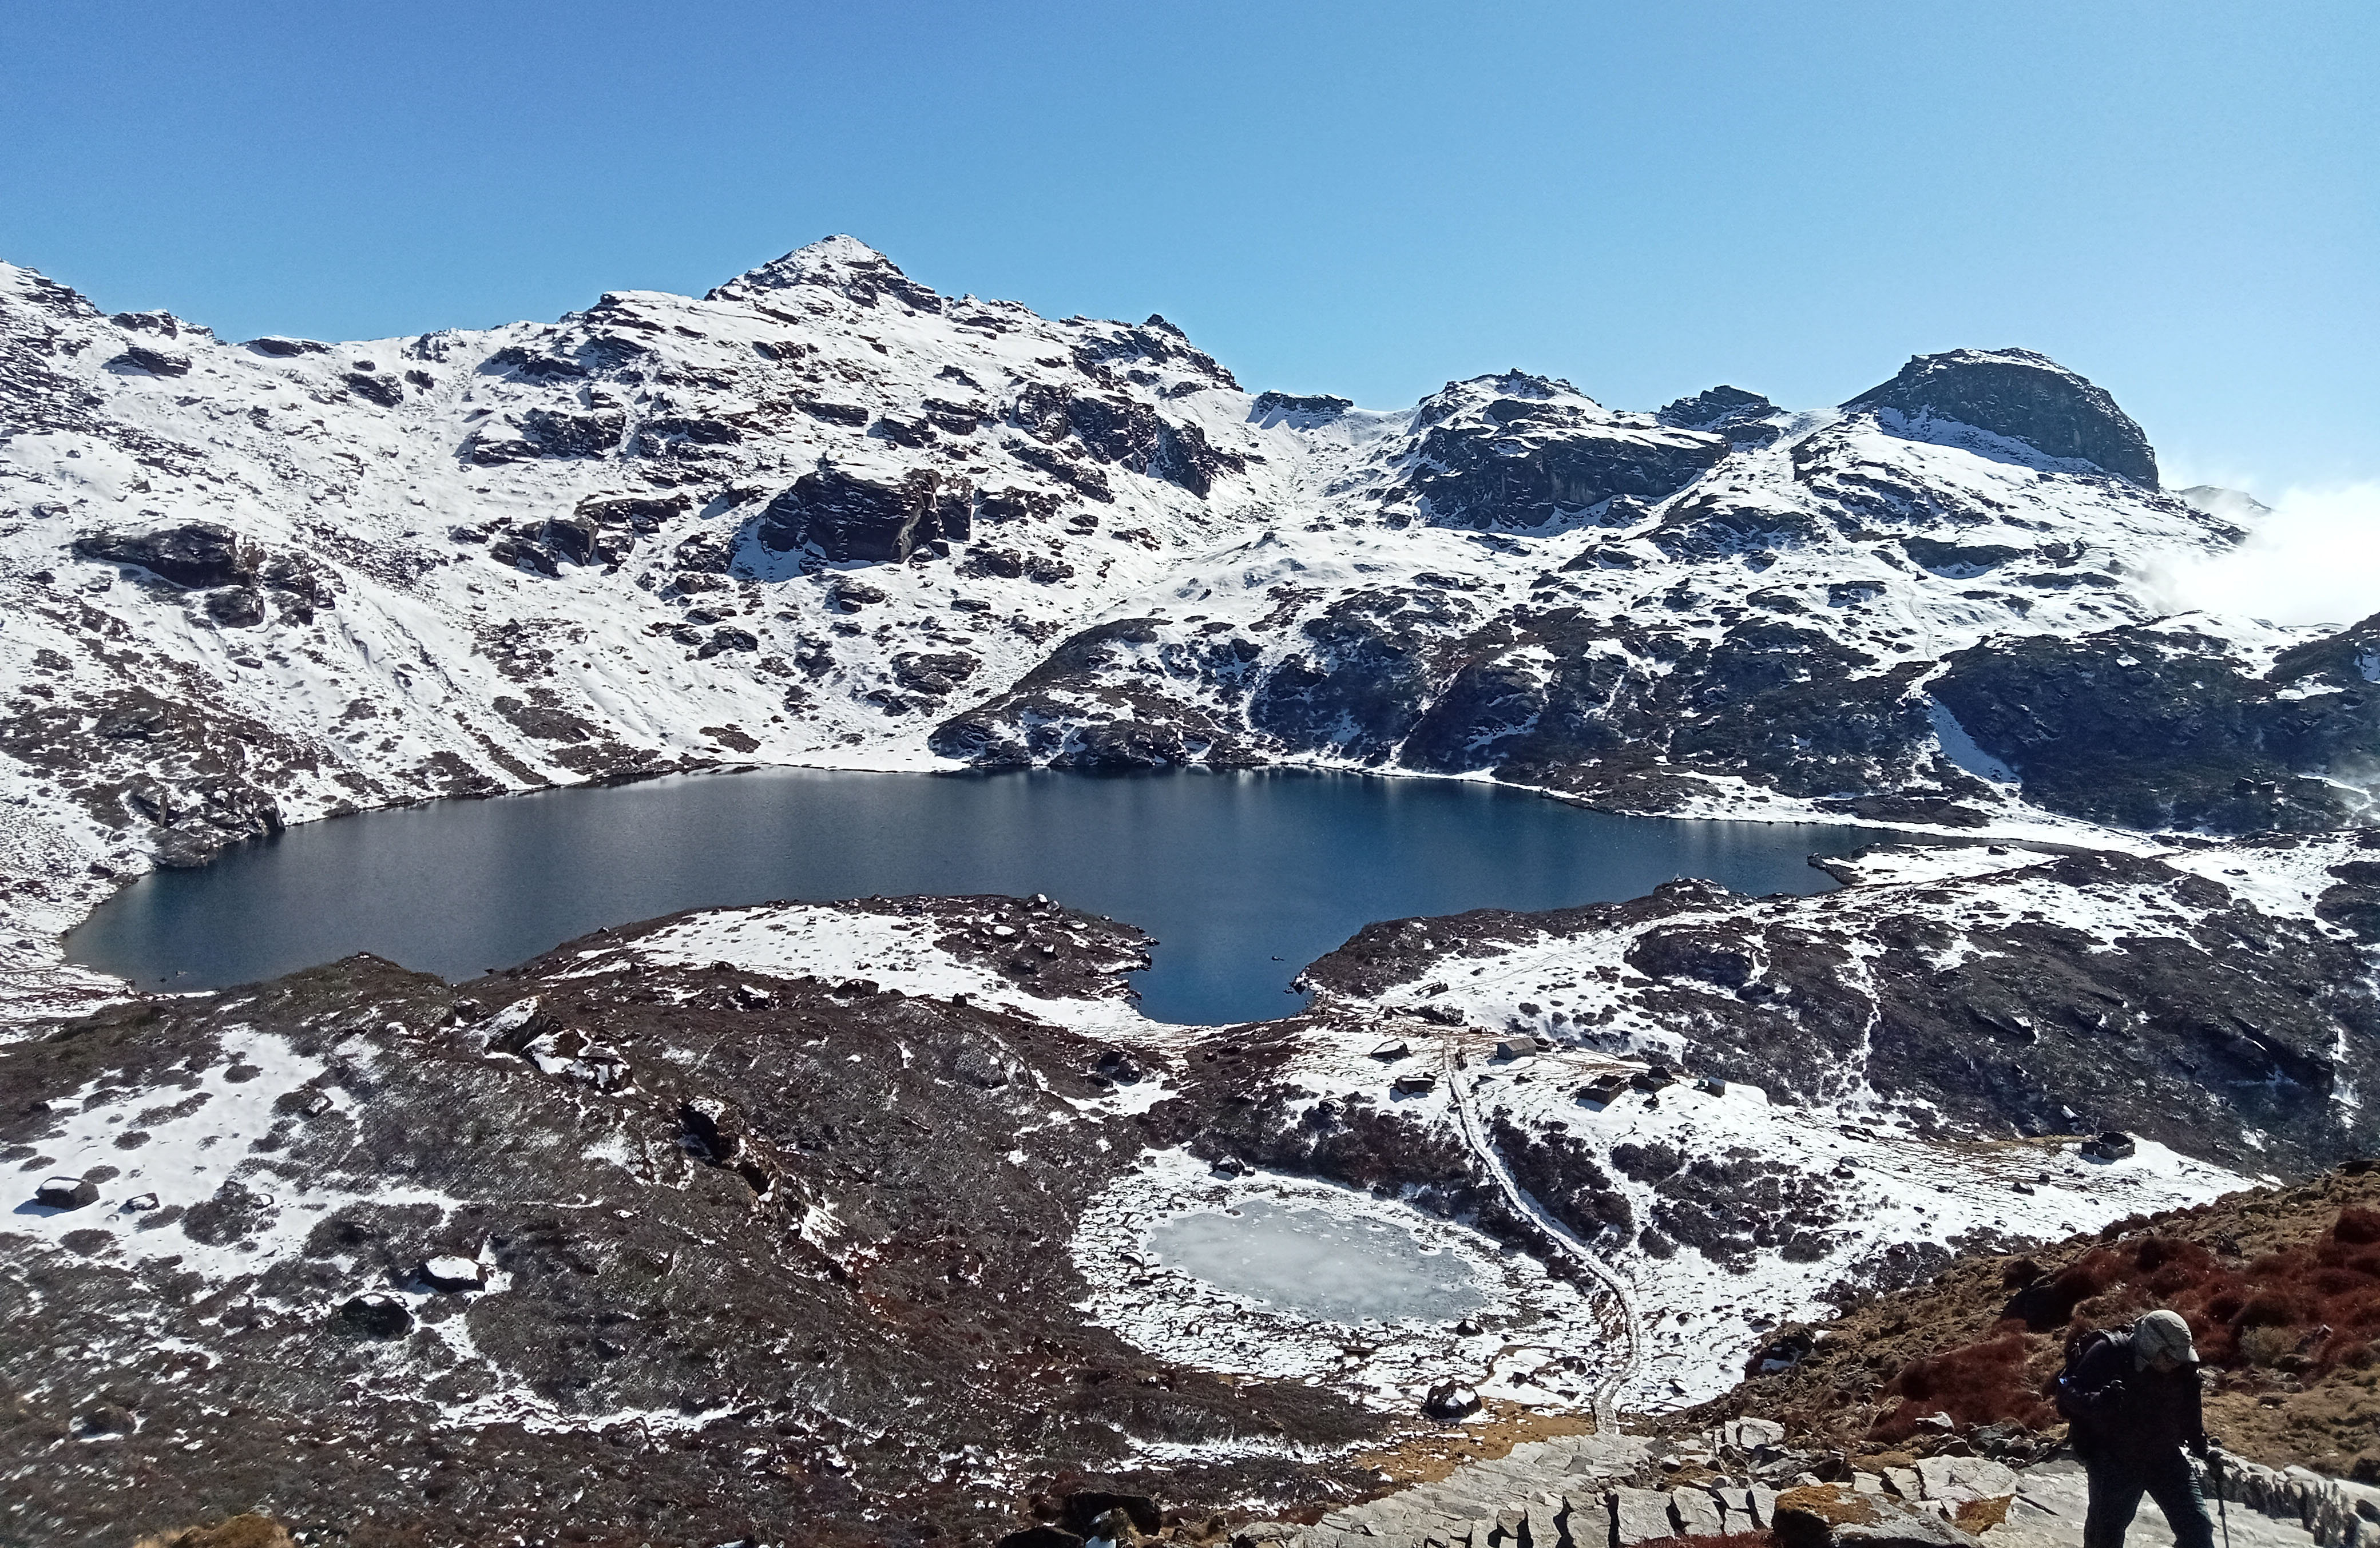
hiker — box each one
[2058,1309,2216,1548]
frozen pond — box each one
[66,765,1893,1024]
[1148,1199,1488,1321]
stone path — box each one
[1981,1460,2315,1548]
[1252,1428,2329,1548]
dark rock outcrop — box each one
[1400,375,1731,530]
[204,587,267,628]
[1658,385,1784,444]
[1931,617,2380,832]
[113,344,192,376]
[1843,348,2159,486]
[1252,391,1354,423]
[754,464,971,565]
[76,523,255,588]
[1009,383,1243,498]
[343,368,403,408]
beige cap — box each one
[2135,1309,2200,1366]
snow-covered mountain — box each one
[4,236,2374,1002]
[6,238,2380,1544]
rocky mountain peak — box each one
[1657,384,1783,444]
[2179,484,2275,522]
[703,233,943,313]
[1842,346,2160,487]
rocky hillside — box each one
[1689,1165,2380,1478]
[3,835,2354,1545]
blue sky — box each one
[3,2,2373,493]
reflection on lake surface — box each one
[1148,1200,1486,1321]
[66,767,1893,1024]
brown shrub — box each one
[1870,1324,2054,1441]
[1873,1205,2380,1443]
[2334,1206,2380,1245]
[132,1517,295,1548]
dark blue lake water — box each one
[65,768,1893,1024]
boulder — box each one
[696,627,760,658]
[1730,1416,1787,1449]
[1772,1484,1982,1548]
[35,1177,98,1209]
[1564,1493,1616,1548]
[247,336,328,356]
[540,514,601,565]
[115,344,192,376]
[1610,1486,1680,1545]
[1423,1381,1482,1420]
[1842,347,2158,486]
[344,369,404,407]
[335,1293,413,1339]
[576,493,690,531]
[1058,1491,1160,1537]
[205,587,267,628]
[1671,1488,1726,1536]
[76,522,255,588]
[416,1255,486,1293]
[1913,1455,2017,1504]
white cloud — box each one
[2152,481,2380,630]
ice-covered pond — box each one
[1148,1199,1488,1320]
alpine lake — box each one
[66,767,1897,1025]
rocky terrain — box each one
[7,823,2374,1544]
[5,237,2380,1544]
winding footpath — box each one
[1441,1036,1644,1426]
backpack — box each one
[2053,1327,2121,1423]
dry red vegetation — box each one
[1866,1205,2380,1443]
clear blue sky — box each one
[3,2,2373,491]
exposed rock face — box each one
[1251,390,1354,424]
[1843,347,2160,486]
[1395,373,1733,530]
[1932,617,2380,831]
[753,463,972,565]
[1010,380,1245,498]
[1658,384,1784,444]
[74,523,257,588]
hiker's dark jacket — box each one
[2066,1328,2207,1467]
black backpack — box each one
[2053,1327,2121,1423]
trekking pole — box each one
[2210,1447,2233,1548]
